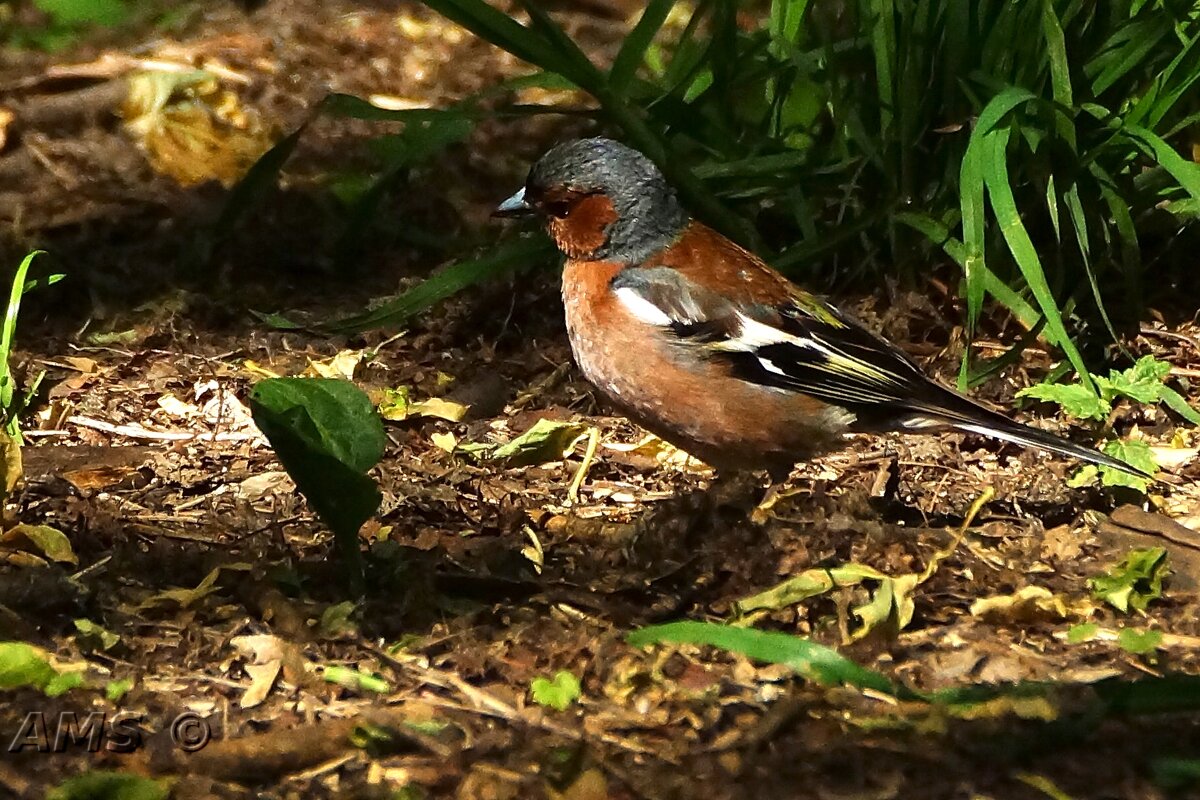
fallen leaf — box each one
[235,470,294,501]
[73,619,120,651]
[156,393,200,419]
[408,397,469,422]
[61,356,98,373]
[491,419,588,467]
[138,563,251,610]
[122,70,275,188]
[378,387,469,422]
[431,432,457,452]
[2,524,77,565]
[242,359,282,379]
[241,660,282,709]
[304,349,364,380]
[971,586,1095,623]
[0,427,22,503]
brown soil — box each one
[2,2,1200,799]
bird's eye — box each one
[544,199,572,218]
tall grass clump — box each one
[230,0,1200,389]
[410,0,1200,386]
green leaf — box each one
[1151,757,1200,791]
[318,601,358,638]
[47,772,168,800]
[1066,622,1100,644]
[1103,355,1171,404]
[0,642,58,691]
[529,670,581,711]
[609,0,676,95]
[251,378,384,473]
[1117,628,1163,655]
[1016,382,1109,420]
[34,0,130,26]
[627,621,899,696]
[418,0,581,81]
[74,619,120,651]
[1097,439,1156,490]
[1157,385,1200,425]
[491,418,588,467]
[1088,547,1169,613]
[250,378,386,577]
[45,671,85,697]
[3,523,77,565]
[106,678,134,703]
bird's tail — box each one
[900,390,1153,479]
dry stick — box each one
[66,414,259,442]
[369,646,660,759]
[566,426,600,503]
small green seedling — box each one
[1018,356,1200,489]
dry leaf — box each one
[242,359,282,379]
[240,660,282,709]
[304,349,364,380]
[235,470,294,501]
[157,393,200,419]
[0,107,13,150]
[970,586,1094,624]
[0,428,21,504]
[122,70,275,187]
[431,432,458,452]
[407,397,469,422]
[138,563,251,610]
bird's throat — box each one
[548,194,619,259]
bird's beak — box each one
[493,187,534,218]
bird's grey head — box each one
[495,137,689,263]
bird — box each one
[494,137,1148,483]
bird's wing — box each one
[610,265,1151,477]
[609,266,933,417]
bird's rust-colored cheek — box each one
[548,194,618,258]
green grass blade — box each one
[324,236,555,334]
[0,251,44,415]
[1061,183,1121,346]
[896,212,1041,328]
[211,123,306,240]
[627,621,901,696]
[1119,123,1200,201]
[869,0,897,137]
[959,140,987,337]
[419,0,577,79]
[1041,2,1076,150]
[770,0,810,44]
[981,126,1095,390]
[1127,30,1200,128]
[515,0,605,91]
[610,0,676,96]
[1085,18,1169,95]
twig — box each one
[66,415,259,442]
[567,426,600,503]
[370,647,660,758]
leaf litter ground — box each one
[3,2,1200,798]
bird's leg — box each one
[705,469,772,515]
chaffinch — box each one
[496,137,1146,480]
